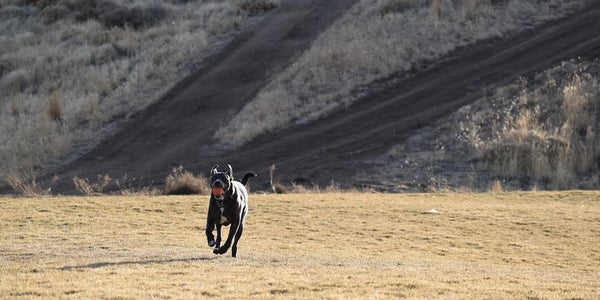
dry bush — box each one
[40,4,70,24]
[115,175,161,196]
[273,183,288,194]
[47,90,62,121]
[379,0,413,16]
[99,5,168,29]
[5,173,56,197]
[431,0,442,19]
[427,177,450,193]
[164,166,209,195]
[72,174,111,196]
[234,0,277,15]
[491,179,503,193]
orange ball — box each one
[213,187,224,196]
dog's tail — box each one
[241,172,257,186]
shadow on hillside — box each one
[59,256,213,271]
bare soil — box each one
[44,1,600,194]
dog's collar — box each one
[214,197,225,208]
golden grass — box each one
[1,192,599,298]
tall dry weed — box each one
[5,173,56,197]
[73,175,112,196]
[47,90,62,121]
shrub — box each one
[67,0,119,22]
[164,166,209,195]
[72,174,111,196]
[1,68,34,95]
[234,0,277,15]
[273,183,288,194]
[379,0,413,16]
[100,5,168,29]
[40,4,70,24]
[47,90,62,121]
[5,173,55,197]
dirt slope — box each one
[47,1,600,193]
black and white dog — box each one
[206,164,256,257]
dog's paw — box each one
[217,246,229,255]
[208,240,216,247]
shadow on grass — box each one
[60,257,214,271]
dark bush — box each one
[274,183,288,194]
[235,0,277,15]
[65,0,119,22]
[18,0,59,10]
[379,0,413,16]
[100,5,167,29]
[63,0,167,29]
[40,4,70,24]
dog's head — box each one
[209,164,233,197]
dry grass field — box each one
[1,192,599,299]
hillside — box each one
[3,0,600,194]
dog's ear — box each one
[226,164,233,178]
[210,165,219,176]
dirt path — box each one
[47,1,600,193]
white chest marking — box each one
[220,216,228,224]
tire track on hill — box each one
[45,1,600,193]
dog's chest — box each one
[216,200,228,225]
[219,207,229,224]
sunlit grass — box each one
[1,192,598,298]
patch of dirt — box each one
[41,1,600,193]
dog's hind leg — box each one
[231,223,244,258]
[217,221,240,255]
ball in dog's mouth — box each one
[212,187,224,196]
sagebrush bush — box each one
[72,174,111,196]
[379,0,413,16]
[40,4,70,24]
[234,0,277,15]
[99,5,168,29]
[5,173,55,197]
[164,166,209,195]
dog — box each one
[205,164,256,257]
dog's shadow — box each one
[59,256,214,271]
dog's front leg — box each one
[217,222,239,255]
[212,223,223,254]
[206,218,216,247]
